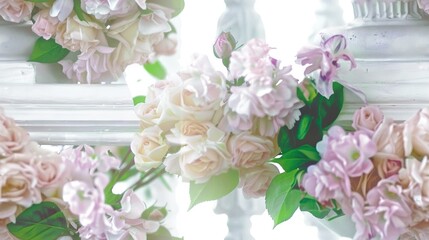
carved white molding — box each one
[352,0,424,20]
[0,84,137,145]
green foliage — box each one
[29,38,70,63]
[144,60,167,80]
[189,169,239,210]
[296,114,313,140]
[266,169,304,226]
[73,0,88,22]
[148,0,185,17]
[147,226,184,240]
[7,202,74,240]
[300,196,331,219]
[272,145,320,172]
[315,82,344,129]
[133,95,147,105]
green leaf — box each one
[148,0,185,17]
[73,0,87,22]
[133,95,147,105]
[29,38,70,63]
[144,61,167,80]
[277,127,295,153]
[266,170,304,226]
[7,202,72,240]
[300,196,331,219]
[147,226,172,240]
[189,169,239,210]
[273,145,320,172]
[296,114,313,140]
[316,82,344,129]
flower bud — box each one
[213,32,236,59]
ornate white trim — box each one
[352,0,423,20]
[0,84,138,145]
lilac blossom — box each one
[302,160,352,204]
[318,126,376,177]
[364,177,412,240]
[50,0,73,21]
[296,34,356,98]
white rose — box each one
[404,108,429,159]
[399,157,429,208]
[166,120,216,145]
[108,12,164,75]
[227,132,275,168]
[164,128,231,183]
[162,56,226,123]
[55,15,106,52]
[240,163,279,198]
[131,126,169,171]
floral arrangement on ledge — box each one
[0,110,180,240]
[132,31,429,240]
[0,0,183,83]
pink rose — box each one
[0,111,30,160]
[0,162,41,211]
[25,143,67,197]
[352,105,384,135]
[227,132,275,169]
[404,108,429,159]
[59,46,114,84]
[31,9,59,40]
[240,163,279,198]
[0,0,33,23]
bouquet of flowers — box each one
[0,110,179,240]
[0,0,183,83]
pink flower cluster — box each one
[0,110,169,239]
[302,106,429,240]
[0,0,178,83]
[132,39,304,197]
[0,110,67,238]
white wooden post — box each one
[216,1,265,239]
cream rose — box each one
[131,125,169,171]
[164,128,231,183]
[352,105,383,135]
[399,157,429,208]
[0,0,33,23]
[164,143,231,183]
[0,111,30,160]
[0,162,41,209]
[240,163,279,198]
[55,15,105,52]
[227,132,275,169]
[135,101,160,129]
[404,108,429,158]
[108,12,164,74]
[372,118,405,158]
[162,56,226,123]
[166,121,218,145]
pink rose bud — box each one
[418,0,429,13]
[213,32,236,59]
[352,105,384,135]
